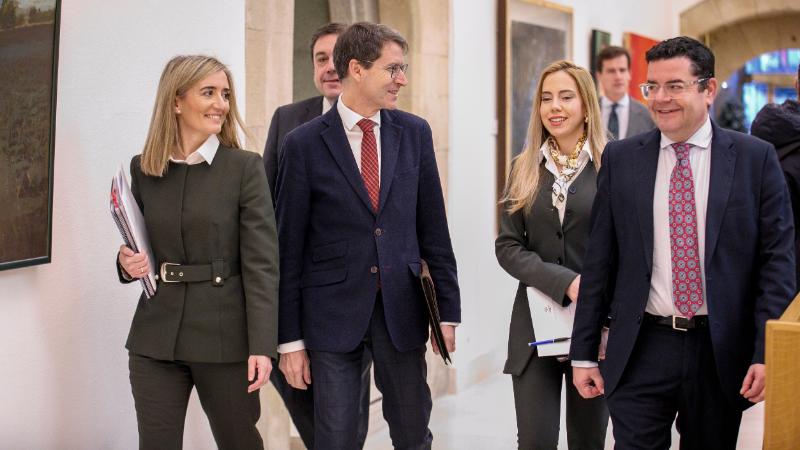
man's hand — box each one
[566,275,581,303]
[279,349,312,390]
[247,355,272,393]
[573,366,605,398]
[431,325,456,355]
[740,363,766,403]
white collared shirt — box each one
[336,94,382,176]
[169,134,219,165]
[601,94,631,139]
[647,116,712,317]
[539,139,594,224]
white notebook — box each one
[527,286,575,357]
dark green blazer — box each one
[495,162,597,376]
[119,146,279,362]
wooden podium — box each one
[764,294,800,449]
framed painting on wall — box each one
[624,31,660,103]
[590,29,611,82]
[497,0,572,206]
[0,0,61,271]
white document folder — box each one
[527,286,575,357]
[111,165,157,298]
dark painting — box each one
[0,0,60,270]
[510,21,565,158]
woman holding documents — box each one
[495,60,609,449]
[116,55,278,449]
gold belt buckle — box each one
[672,316,689,332]
[159,262,180,283]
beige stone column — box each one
[379,0,455,401]
[245,0,295,155]
[329,0,379,23]
[245,2,296,449]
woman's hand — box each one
[118,245,150,279]
[247,355,272,393]
[566,275,581,302]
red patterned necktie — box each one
[670,142,704,318]
[357,118,380,211]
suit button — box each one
[556,231,563,239]
[370,266,378,274]
[556,258,562,265]
[374,228,383,237]
[565,209,573,217]
[637,315,642,323]
[569,185,577,194]
[645,272,651,281]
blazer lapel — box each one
[304,96,324,122]
[704,122,736,267]
[377,109,402,214]
[634,130,661,273]
[320,108,376,214]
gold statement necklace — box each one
[547,132,587,181]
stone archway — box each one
[681,0,800,81]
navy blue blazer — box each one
[275,105,460,353]
[570,122,795,408]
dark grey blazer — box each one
[496,162,597,376]
[627,98,655,138]
[263,95,324,198]
[119,147,279,362]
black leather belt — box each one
[643,312,709,331]
[158,260,239,286]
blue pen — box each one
[528,337,571,346]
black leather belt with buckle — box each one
[158,260,240,286]
[643,313,709,331]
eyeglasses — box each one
[383,63,408,79]
[362,60,408,79]
[639,78,709,99]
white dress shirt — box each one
[572,116,712,368]
[169,134,219,165]
[539,139,593,224]
[601,94,631,139]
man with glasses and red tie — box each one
[274,22,460,449]
[570,36,795,449]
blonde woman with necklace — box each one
[496,60,609,449]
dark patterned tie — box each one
[608,103,619,139]
[670,142,704,318]
[357,119,380,211]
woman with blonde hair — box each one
[496,60,609,449]
[116,55,278,449]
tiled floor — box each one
[364,372,764,449]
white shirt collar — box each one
[322,96,334,115]
[170,134,219,165]
[601,94,629,109]
[659,115,713,151]
[337,94,381,131]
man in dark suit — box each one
[570,36,795,449]
[275,22,460,449]
[596,46,655,140]
[263,23,372,449]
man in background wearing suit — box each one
[263,23,372,450]
[571,36,795,449]
[596,46,655,140]
[275,22,460,449]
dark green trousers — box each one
[129,352,263,450]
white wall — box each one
[448,0,691,388]
[0,1,245,447]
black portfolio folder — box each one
[419,259,451,365]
